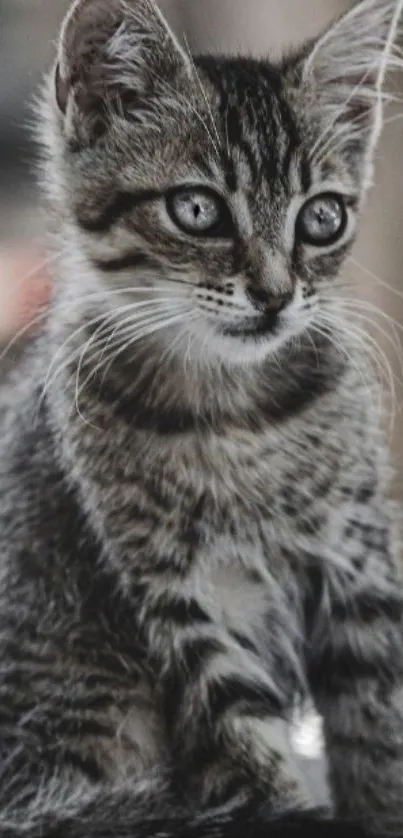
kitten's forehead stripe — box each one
[299,158,313,194]
[222,150,238,193]
[196,57,303,199]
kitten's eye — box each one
[166,186,233,238]
[296,193,347,247]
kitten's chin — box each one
[206,321,306,367]
[206,305,314,366]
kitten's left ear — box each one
[293,0,403,163]
[55,0,190,146]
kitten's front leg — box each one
[307,508,403,834]
[137,587,305,810]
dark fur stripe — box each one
[230,631,260,656]
[330,731,401,761]
[148,596,211,626]
[64,750,104,782]
[332,591,403,624]
[308,643,398,695]
[208,676,282,718]
[93,252,159,273]
[41,715,113,739]
[77,190,162,233]
[180,636,223,680]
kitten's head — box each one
[44,0,403,368]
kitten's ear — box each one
[54,0,190,146]
[296,0,403,161]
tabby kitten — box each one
[0,0,403,835]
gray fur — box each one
[0,0,403,835]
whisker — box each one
[5,251,58,295]
[0,283,185,366]
[316,309,399,433]
[154,312,199,379]
[94,302,188,382]
[309,63,378,164]
[0,309,48,366]
[182,33,222,149]
[334,299,403,363]
[144,64,221,159]
[85,298,184,369]
[0,252,61,363]
[89,310,190,402]
[348,255,403,304]
[311,319,384,420]
[38,300,176,413]
[328,285,403,376]
[74,302,184,420]
[224,105,231,161]
[383,109,403,126]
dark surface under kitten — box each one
[0,0,403,836]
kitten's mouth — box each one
[222,311,281,340]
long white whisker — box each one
[144,63,221,159]
[8,252,58,294]
[156,312,199,378]
[310,319,383,420]
[309,64,378,164]
[91,311,190,399]
[312,118,369,167]
[84,298,184,372]
[74,302,184,422]
[333,299,403,365]
[0,253,60,362]
[329,290,403,339]
[348,255,403,303]
[327,283,403,374]
[383,109,403,126]
[0,284,185,374]
[0,310,48,365]
[93,302,188,383]
[38,300,178,413]
[182,32,222,149]
[316,309,398,432]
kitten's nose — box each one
[247,285,293,313]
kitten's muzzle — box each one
[222,286,293,339]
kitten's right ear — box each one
[293,0,403,160]
[54,0,190,147]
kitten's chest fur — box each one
[79,417,339,672]
[75,399,345,595]
[181,429,320,650]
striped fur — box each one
[1,0,403,835]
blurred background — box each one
[0,0,402,457]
